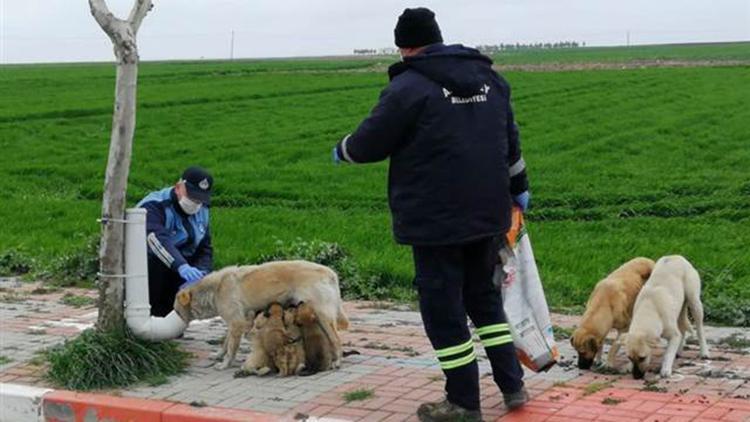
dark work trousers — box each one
[412,235,525,411]
[147,254,184,317]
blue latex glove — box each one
[332,146,341,164]
[513,191,531,212]
[178,264,204,285]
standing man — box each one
[333,8,530,421]
[137,166,214,317]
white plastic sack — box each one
[493,207,558,372]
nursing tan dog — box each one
[173,260,349,370]
[626,255,709,379]
[571,257,655,370]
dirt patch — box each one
[493,59,749,72]
[642,380,668,393]
[271,59,750,75]
[358,302,416,312]
[697,368,750,381]
[361,341,419,356]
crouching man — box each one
[137,166,214,317]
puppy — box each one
[241,304,306,376]
[242,311,275,376]
[295,301,340,374]
[571,257,655,370]
[173,261,349,370]
[273,306,306,377]
[626,255,709,379]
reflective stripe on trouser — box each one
[476,323,513,348]
[435,339,477,370]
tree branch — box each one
[128,0,154,35]
[89,0,120,38]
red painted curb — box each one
[41,390,279,422]
[163,404,280,422]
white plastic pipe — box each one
[125,208,187,341]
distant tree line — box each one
[352,47,399,56]
[354,41,588,56]
[477,41,586,53]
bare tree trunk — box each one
[89,0,153,332]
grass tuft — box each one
[583,380,614,396]
[343,388,374,402]
[602,397,625,405]
[42,236,99,288]
[46,328,190,391]
[59,293,96,308]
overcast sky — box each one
[1,0,748,64]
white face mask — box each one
[179,196,202,215]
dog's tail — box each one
[678,302,693,336]
[329,270,350,331]
[336,302,350,331]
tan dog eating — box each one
[571,257,655,370]
[173,260,349,370]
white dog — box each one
[626,255,709,378]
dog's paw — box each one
[621,361,633,373]
[700,350,711,360]
[210,351,226,361]
[256,366,272,377]
[294,363,306,376]
[660,368,672,378]
[214,361,231,370]
[233,369,253,378]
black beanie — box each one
[394,7,443,48]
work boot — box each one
[503,388,529,410]
[417,399,482,422]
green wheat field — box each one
[1,42,748,324]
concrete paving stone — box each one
[235,397,281,411]
[343,364,382,374]
[216,395,263,409]
[252,401,296,414]
[120,389,153,398]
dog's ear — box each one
[637,258,655,279]
[177,290,192,307]
[647,337,661,349]
[585,337,599,354]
